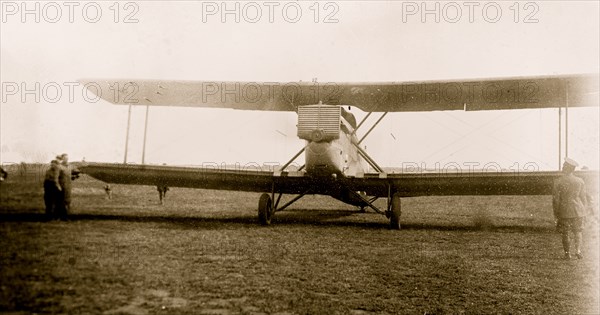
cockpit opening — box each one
[341,107,357,129]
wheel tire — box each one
[390,193,401,230]
[258,193,273,225]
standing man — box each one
[553,158,588,260]
[0,166,7,182]
[157,185,169,205]
[104,184,113,200]
[43,159,62,219]
[57,153,79,220]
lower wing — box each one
[78,162,598,197]
[346,171,599,197]
[78,162,313,195]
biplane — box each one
[79,74,599,229]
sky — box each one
[1,0,599,171]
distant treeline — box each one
[2,163,50,175]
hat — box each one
[564,157,579,168]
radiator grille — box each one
[297,105,341,141]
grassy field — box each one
[1,172,599,314]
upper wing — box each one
[346,170,599,197]
[81,74,598,112]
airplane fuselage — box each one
[297,104,369,206]
[304,129,364,177]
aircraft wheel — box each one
[390,193,401,230]
[258,193,273,225]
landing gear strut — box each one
[257,187,312,225]
[344,181,402,230]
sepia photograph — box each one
[1,1,599,314]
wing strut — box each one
[557,82,571,169]
[124,104,133,163]
[277,146,306,173]
[350,111,389,174]
[351,112,373,136]
[565,83,570,159]
[353,143,385,174]
[358,112,388,144]
[141,105,150,164]
[558,106,562,170]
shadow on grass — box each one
[0,211,554,233]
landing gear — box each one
[257,188,312,226]
[345,183,402,230]
[389,193,401,230]
[258,193,273,225]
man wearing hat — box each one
[43,159,62,219]
[56,153,80,220]
[553,157,588,259]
